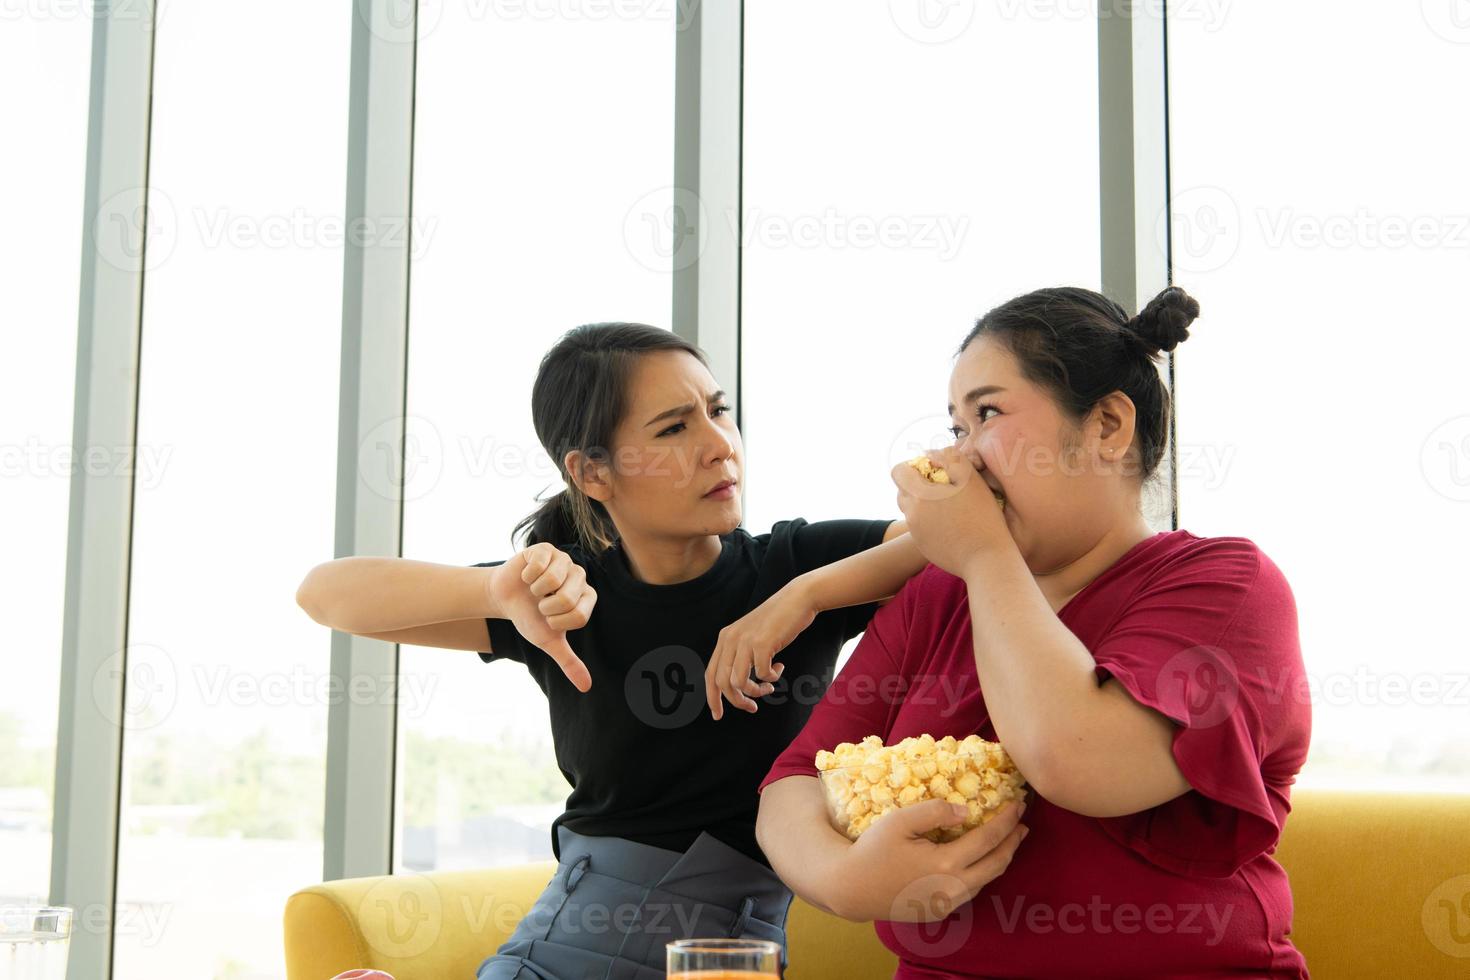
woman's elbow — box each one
[295,566,328,623]
[1012,744,1186,819]
[1006,738,1102,816]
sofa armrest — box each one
[283,858,895,980]
[283,863,557,980]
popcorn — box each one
[904,456,1006,510]
[816,734,1027,843]
[906,455,951,484]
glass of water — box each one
[0,907,72,980]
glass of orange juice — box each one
[666,938,781,978]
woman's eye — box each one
[975,403,999,424]
[947,425,966,440]
[658,404,732,437]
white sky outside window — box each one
[1169,3,1470,791]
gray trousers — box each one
[475,826,792,980]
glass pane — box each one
[1169,5,1470,790]
[0,9,90,909]
[741,1,1100,668]
[395,6,673,873]
[741,0,1100,532]
[112,2,348,976]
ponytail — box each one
[512,486,617,557]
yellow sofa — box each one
[284,790,1470,978]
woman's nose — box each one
[703,419,736,463]
[955,434,986,473]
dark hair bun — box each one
[1126,286,1199,354]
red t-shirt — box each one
[759,529,1311,979]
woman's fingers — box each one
[954,823,1027,899]
[704,650,724,720]
[705,629,738,719]
[526,549,570,598]
[545,584,595,632]
[728,645,773,709]
[537,563,586,616]
[944,799,1026,866]
[533,633,592,693]
[752,643,785,683]
[716,644,760,714]
[705,628,781,720]
[518,543,555,585]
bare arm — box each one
[755,776,856,917]
[295,557,502,635]
[959,547,1190,818]
[296,546,596,691]
[800,521,923,612]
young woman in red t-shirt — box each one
[756,285,1312,978]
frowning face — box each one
[575,350,744,540]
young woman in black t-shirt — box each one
[297,323,933,978]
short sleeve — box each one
[1088,539,1309,878]
[468,560,528,666]
[776,517,896,640]
[758,570,917,792]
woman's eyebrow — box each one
[947,384,1007,415]
[644,390,727,427]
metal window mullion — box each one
[1098,1,1174,531]
[322,0,417,883]
[673,0,743,422]
[50,3,157,978]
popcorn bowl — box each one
[816,734,1028,843]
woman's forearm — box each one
[797,532,927,613]
[960,547,1103,775]
[961,548,1191,815]
[296,557,504,634]
[756,776,858,919]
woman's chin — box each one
[714,510,743,533]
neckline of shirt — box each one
[594,531,743,603]
[1056,528,1188,619]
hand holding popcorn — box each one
[906,454,1004,509]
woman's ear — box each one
[565,449,614,504]
[1092,391,1137,460]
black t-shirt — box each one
[470,517,893,866]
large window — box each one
[19,4,1469,977]
[0,8,91,910]
[740,1,1100,675]
[111,2,348,976]
[741,0,1101,536]
[394,5,674,874]
[1169,3,1470,790]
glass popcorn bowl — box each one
[816,735,1028,843]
